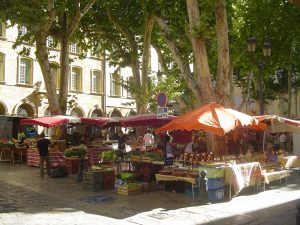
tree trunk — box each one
[186,0,213,104]
[36,39,60,115]
[59,13,70,115]
[215,0,230,106]
[155,16,202,102]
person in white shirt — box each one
[185,141,194,153]
[279,132,287,150]
[143,129,154,149]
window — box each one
[0,53,4,82]
[110,73,121,96]
[50,63,60,89]
[46,36,58,49]
[0,22,5,37]
[19,26,27,36]
[91,70,103,94]
[18,58,32,85]
[69,43,81,54]
[69,67,82,91]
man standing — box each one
[143,129,154,150]
[37,133,51,177]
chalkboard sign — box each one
[164,157,174,166]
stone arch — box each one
[110,108,122,118]
[13,101,36,118]
[0,100,8,115]
[89,108,104,117]
[69,106,85,117]
[127,110,137,117]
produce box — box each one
[131,155,142,162]
[117,183,142,195]
[152,160,164,165]
[207,178,224,190]
[208,188,224,201]
[142,156,152,163]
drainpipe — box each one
[102,50,106,116]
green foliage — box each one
[64,147,87,158]
[101,150,118,161]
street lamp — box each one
[247,37,271,115]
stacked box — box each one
[102,170,115,190]
[207,178,224,190]
[117,183,142,195]
[65,158,79,174]
[208,188,224,201]
[83,170,103,192]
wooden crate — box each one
[117,184,142,195]
[142,156,152,163]
[131,155,142,162]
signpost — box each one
[157,92,168,118]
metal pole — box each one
[258,65,264,115]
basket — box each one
[117,184,142,195]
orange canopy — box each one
[156,102,267,136]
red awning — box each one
[20,115,81,128]
[119,114,176,127]
[80,117,117,126]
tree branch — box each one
[68,0,95,36]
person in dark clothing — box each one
[117,130,127,153]
[37,133,51,177]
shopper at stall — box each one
[143,129,154,150]
[117,130,127,153]
[17,128,26,144]
[37,132,52,177]
[184,140,194,153]
[279,132,287,150]
[81,130,90,144]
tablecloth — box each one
[278,155,300,168]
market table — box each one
[262,170,289,191]
[155,174,199,197]
[278,155,300,168]
[223,162,262,199]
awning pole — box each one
[262,131,266,152]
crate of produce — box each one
[208,188,224,201]
[117,183,142,195]
[142,156,152,163]
[131,155,142,162]
[207,178,224,190]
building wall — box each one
[0,23,136,118]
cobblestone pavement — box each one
[0,163,299,225]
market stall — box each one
[154,102,278,199]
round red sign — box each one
[157,92,168,107]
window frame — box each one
[50,62,60,89]
[69,43,81,54]
[18,57,33,85]
[91,69,103,94]
[69,66,82,91]
[0,53,4,82]
[110,73,121,96]
[0,22,6,38]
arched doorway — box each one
[17,104,34,118]
[110,109,122,140]
[91,109,104,117]
[70,107,83,117]
[0,101,7,115]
